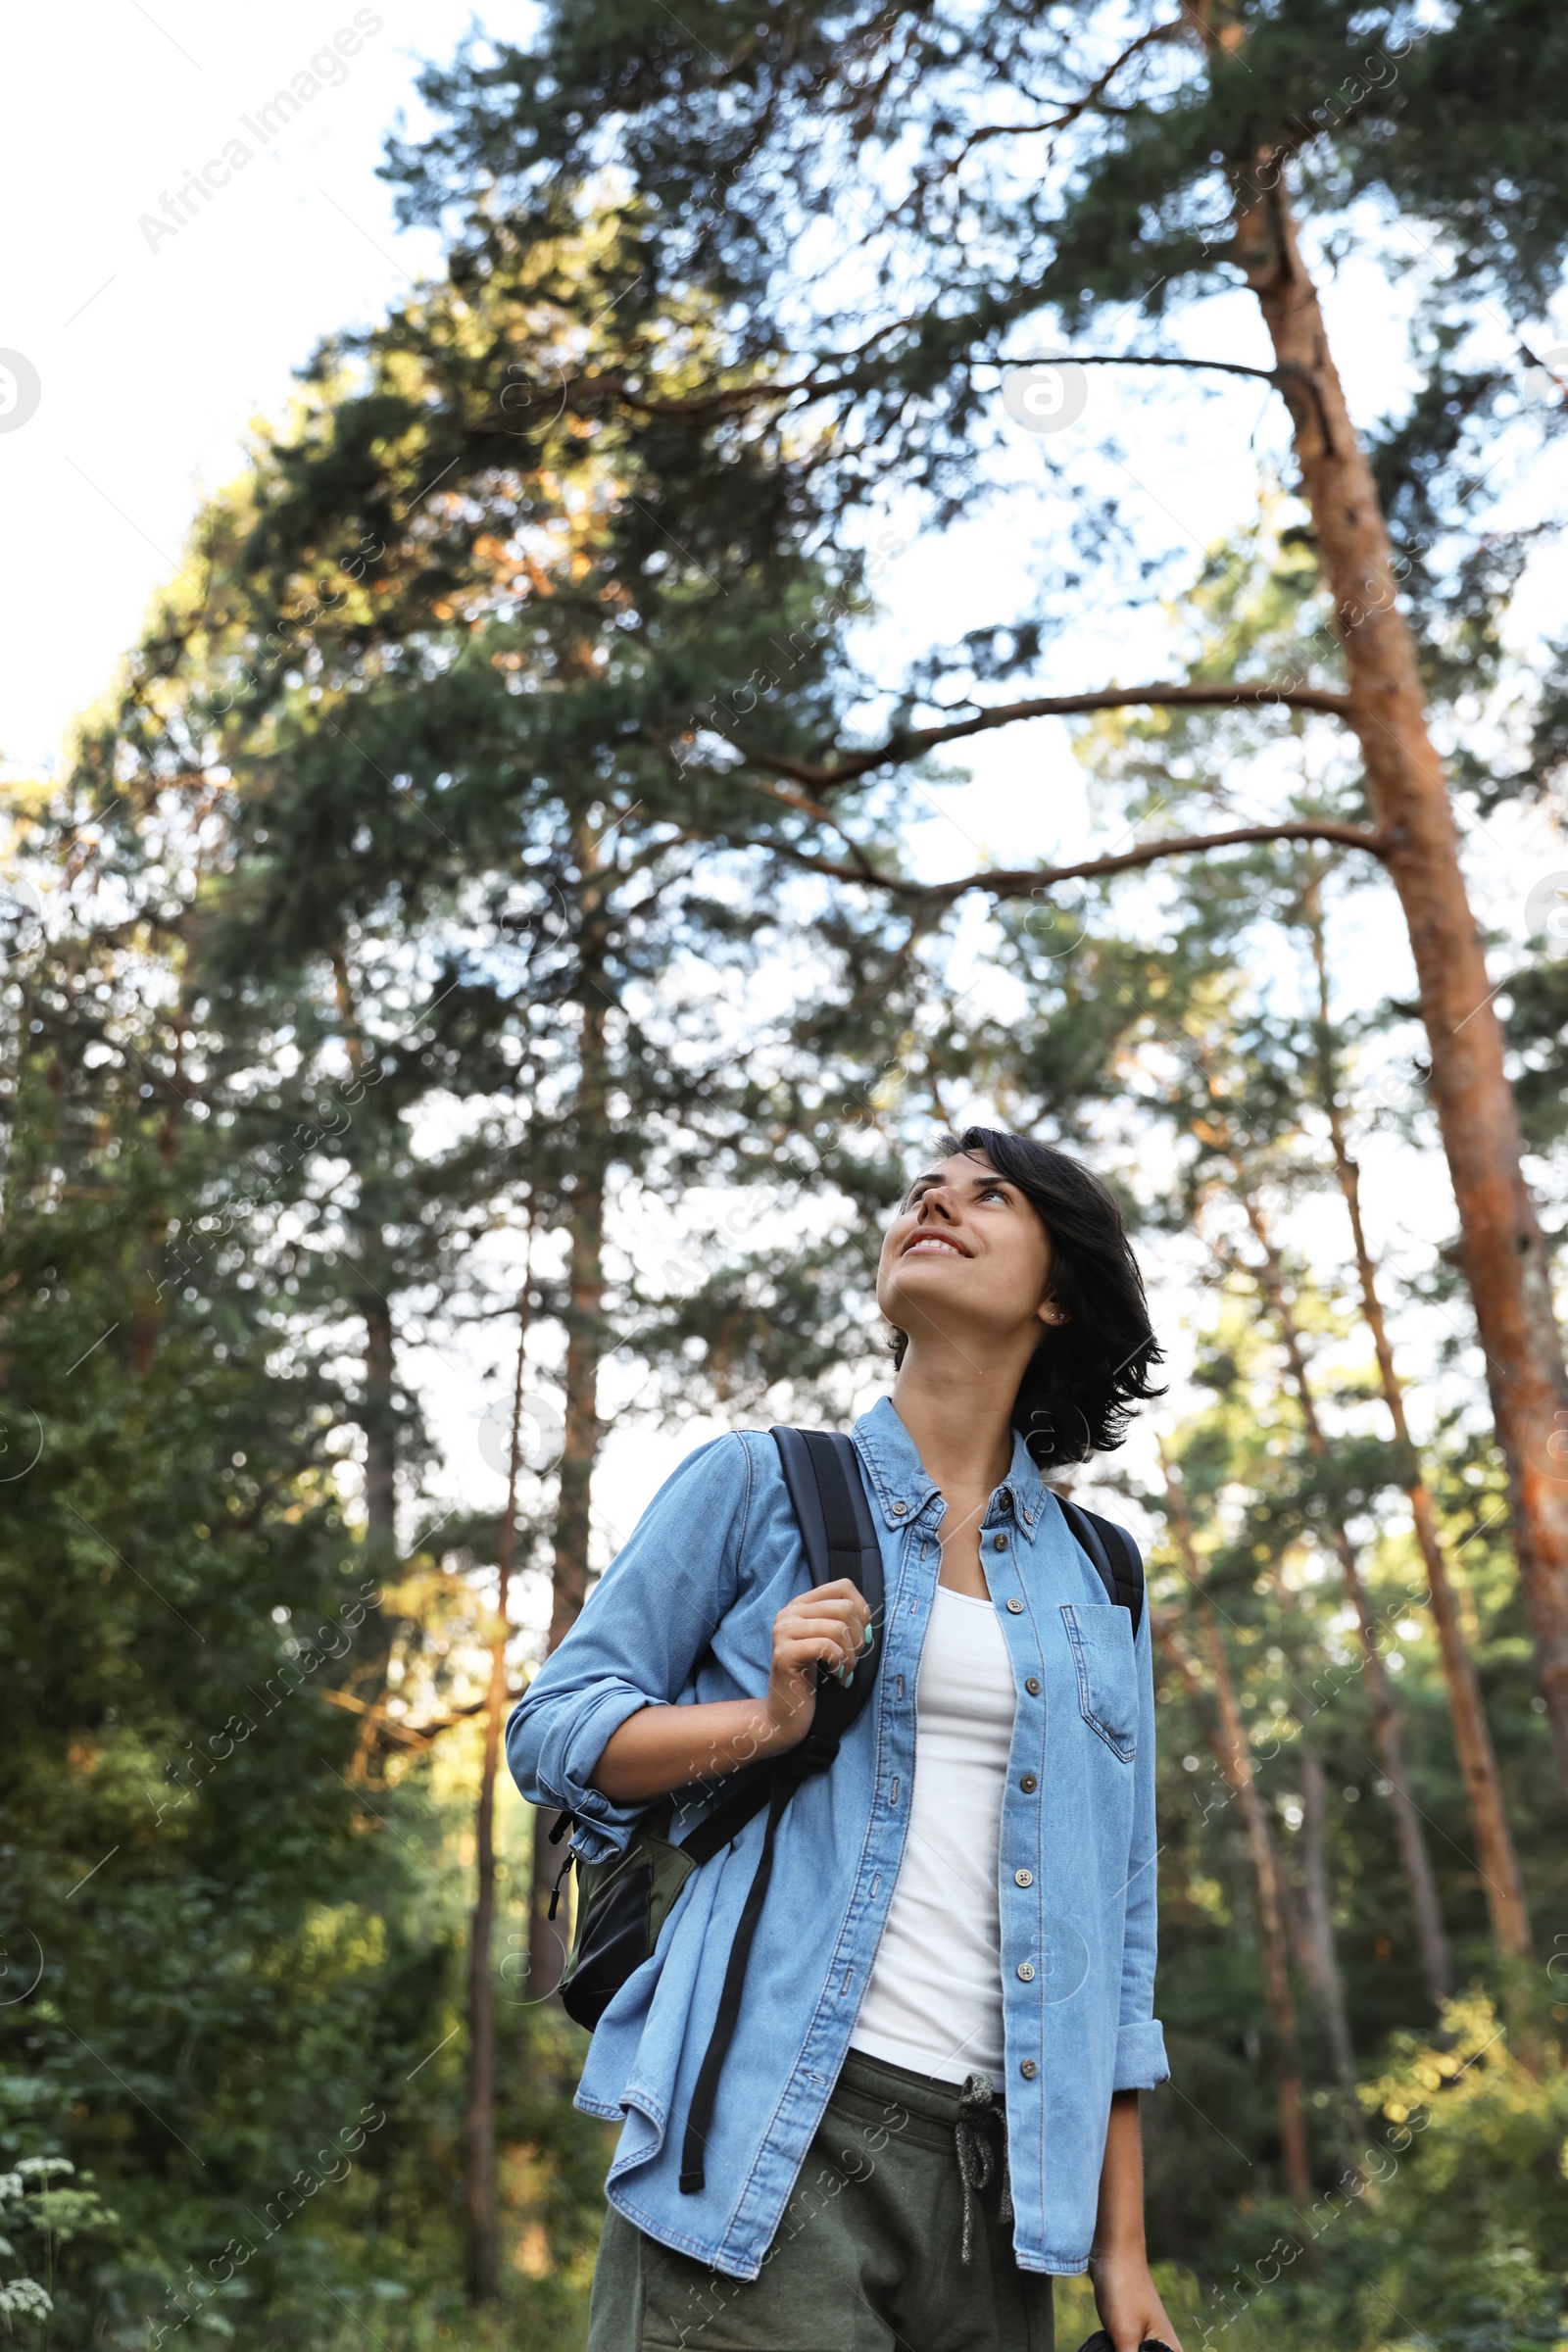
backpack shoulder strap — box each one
[770,1426,883,1743]
[1054,1494,1145,1638]
[771,1425,884,1635]
[674,1429,882,1871]
[675,1426,884,2194]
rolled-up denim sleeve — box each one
[505,1433,754,1863]
[1113,1589,1169,2090]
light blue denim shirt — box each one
[507,1396,1167,2281]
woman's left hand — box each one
[1088,2246,1183,2352]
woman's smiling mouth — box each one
[902,1234,968,1257]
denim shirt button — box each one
[1025,1676,1041,1695]
[1019,2059,1039,2080]
[1017,1961,1036,1982]
[1006,1596,1024,1614]
[891,1499,908,1516]
[994,1532,1009,1551]
[1014,1868,1034,1886]
[1019,1773,1038,1792]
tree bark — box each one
[333,953,400,1778]
[531,846,613,2001]
[546,1001,607,1658]
[1242,1203,1453,2009]
[1301,873,1534,1958]
[362,1291,398,1560]
[348,1245,400,1789]
[1158,1462,1311,2202]
[465,1267,532,2304]
[1232,175,1568,1796]
[1249,1565,1355,2090]
[1297,1752,1355,2088]
[132,896,199,1376]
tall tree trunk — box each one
[1232,175,1568,1795]
[465,1266,532,2304]
[531,856,613,2000]
[1158,1461,1311,2202]
[1254,1552,1356,2089]
[1243,1203,1453,2008]
[1301,872,1534,1958]
[1200,1609,1311,2203]
[1297,1752,1355,2088]
[332,950,398,1567]
[546,1000,607,1658]
[362,1289,398,1562]
[333,953,399,1775]
[344,1263,400,1793]
[132,893,199,1376]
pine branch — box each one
[318,1684,525,1750]
[940,20,1186,166]
[729,679,1355,791]
[775,821,1389,905]
[582,343,1334,450]
[1000,353,1338,452]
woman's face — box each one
[876,1151,1059,1358]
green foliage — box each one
[1147,1999,1568,2352]
[387,0,1568,626]
[3,156,927,2352]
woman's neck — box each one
[890,1348,1018,1498]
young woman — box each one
[509,1128,1180,2352]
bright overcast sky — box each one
[1,0,475,777]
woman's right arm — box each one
[590,1578,872,1800]
[506,1434,870,1853]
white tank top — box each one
[851,1585,1018,2084]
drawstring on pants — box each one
[955,2072,1012,2265]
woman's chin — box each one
[884,1266,975,1324]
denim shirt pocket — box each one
[1059,1602,1138,1759]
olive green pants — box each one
[587,2049,1055,2352]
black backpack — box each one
[546,1431,1142,2195]
[1054,1494,1145,1634]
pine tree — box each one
[386,0,1568,1788]
[67,210,929,2302]
[0,795,451,2339]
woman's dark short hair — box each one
[888,1127,1163,1467]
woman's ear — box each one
[1037,1299,1069,1327]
